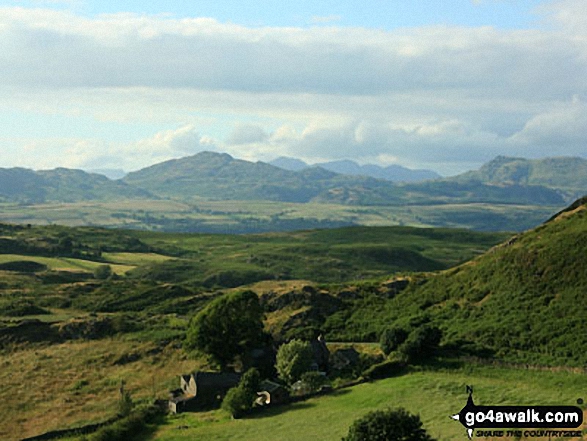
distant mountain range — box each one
[122,152,566,206]
[1,152,585,207]
[269,157,440,182]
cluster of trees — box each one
[185,290,332,418]
[184,288,442,431]
[379,323,442,363]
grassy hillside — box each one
[327,199,587,366]
[150,364,587,441]
[129,226,510,286]
[0,338,201,441]
[2,210,587,439]
[0,254,133,275]
[0,222,513,439]
[0,223,508,324]
[0,222,506,321]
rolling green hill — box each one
[327,197,587,366]
[0,222,508,319]
[127,226,510,289]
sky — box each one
[0,0,585,176]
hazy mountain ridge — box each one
[269,156,441,182]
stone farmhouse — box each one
[169,371,241,414]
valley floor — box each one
[0,200,559,233]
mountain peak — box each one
[268,157,309,172]
[192,151,233,160]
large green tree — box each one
[275,339,314,385]
[185,290,265,368]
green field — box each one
[102,252,173,266]
[151,364,587,441]
[0,254,133,275]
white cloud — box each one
[538,0,587,36]
[508,97,587,152]
[0,125,217,171]
[216,100,587,175]
[0,4,585,174]
[226,124,269,145]
[0,7,583,99]
[115,125,219,170]
[309,15,342,25]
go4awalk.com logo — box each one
[450,386,584,439]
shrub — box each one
[221,386,252,419]
[94,264,113,280]
[89,405,161,441]
[399,325,442,362]
[362,360,407,381]
[300,371,329,393]
[239,368,261,396]
[0,299,50,317]
[0,260,47,273]
[342,407,435,441]
[276,339,314,385]
[117,389,133,417]
[380,326,409,355]
[221,368,260,419]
